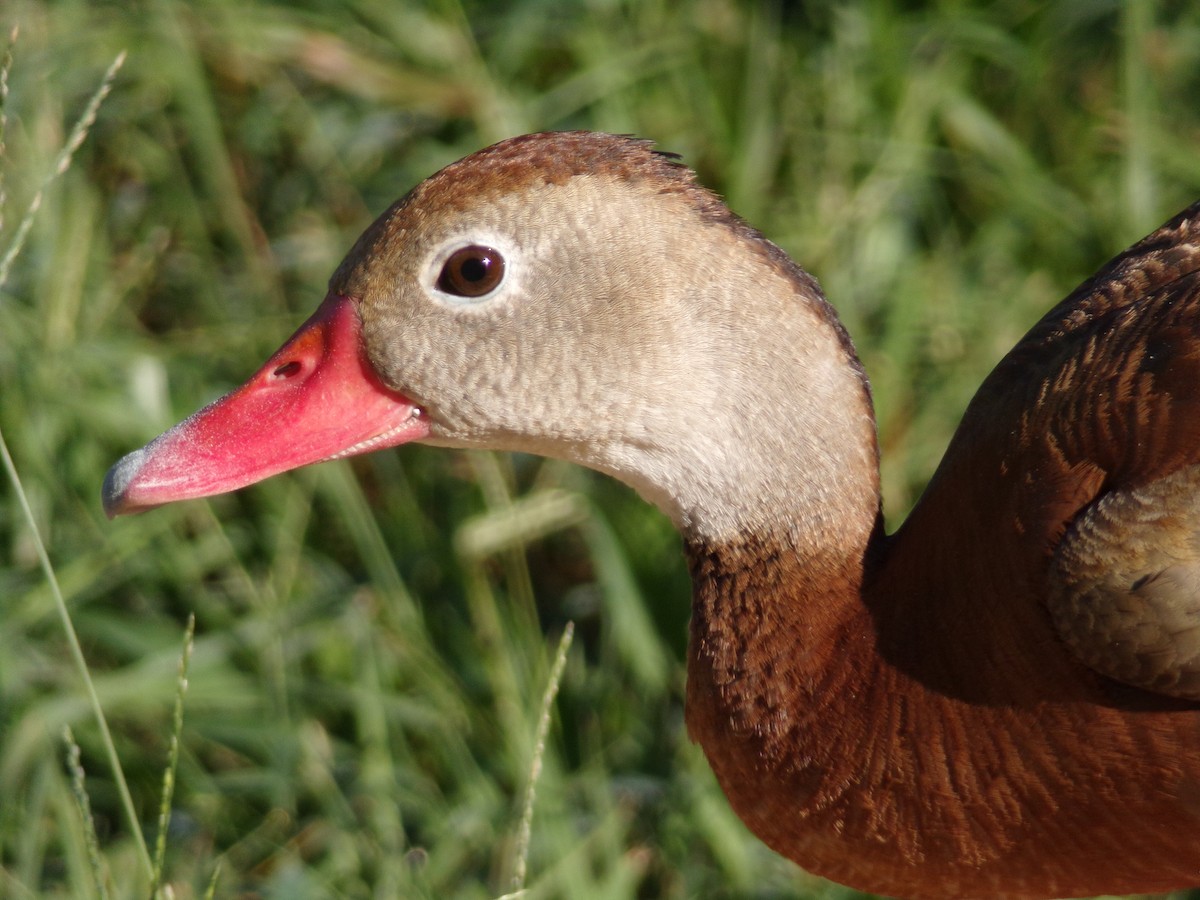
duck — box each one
[102,131,1200,899]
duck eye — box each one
[437,245,506,298]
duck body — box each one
[104,132,1200,898]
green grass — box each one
[3,0,1200,897]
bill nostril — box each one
[273,361,302,379]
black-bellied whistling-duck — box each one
[103,131,1200,899]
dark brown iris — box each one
[437,245,505,298]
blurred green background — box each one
[3,0,1200,897]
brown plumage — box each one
[103,131,1200,898]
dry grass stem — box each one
[502,621,575,898]
[0,48,124,294]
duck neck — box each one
[619,244,885,663]
[553,218,885,725]
[677,373,884,699]
[656,260,887,830]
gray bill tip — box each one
[101,446,149,518]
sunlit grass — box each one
[3,1,1200,897]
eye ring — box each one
[436,245,506,298]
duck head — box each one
[103,131,875,543]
